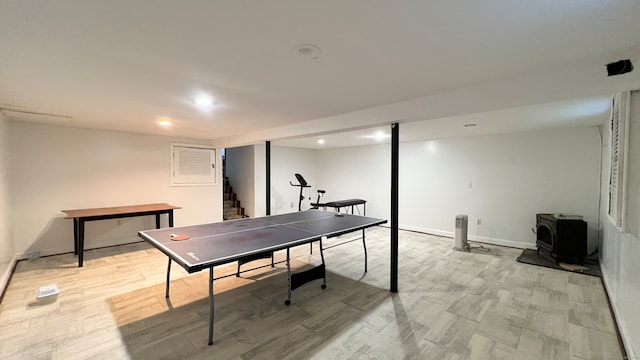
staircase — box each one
[223,177,248,220]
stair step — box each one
[222,177,248,221]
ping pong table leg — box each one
[319,237,327,288]
[285,239,328,306]
[165,258,172,298]
[285,248,291,306]
[208,267,215,345]
[362,229,368,272]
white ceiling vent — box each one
[0,107,74,125]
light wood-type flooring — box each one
[0,228,624,359]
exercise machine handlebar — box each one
[290,173,311,211]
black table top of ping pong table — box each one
[138,210,387,345]
[138,210,386,274]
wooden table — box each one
[62,203,181,267]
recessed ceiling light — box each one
[292,44,322,61]
[374,131,387,139]
[157,117,172,127]
[317,139,325,144]
[361,130,391,140]
[194,95,214,107]
[464,123,477,127]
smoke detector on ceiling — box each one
[292,44,321,61]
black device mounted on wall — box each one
[606,59,634,76]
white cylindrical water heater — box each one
[454,214,469,252]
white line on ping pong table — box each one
[169,212,338,241]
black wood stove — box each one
[536,213,587,264]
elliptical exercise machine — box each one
[290,173,327,211]
[290,173,311,211]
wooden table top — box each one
[62,203,181,219]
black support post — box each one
[391,123,399,293]
[266,141,271,216]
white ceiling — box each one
[1,1,639,149]
[275,96,612,148]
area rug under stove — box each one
[516,249,601,277]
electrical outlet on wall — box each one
[477,218,482,225]
[290,202,294,208]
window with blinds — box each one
[171,144,216,186]
[608,92,629,227]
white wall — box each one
[0,114,14,294]
[316,144,391,219]
[402,128,601,249]
[254,143,266,217]
[624,92,640,238]
[314,127,601,250]
[600,91,640,359]
[225,145,256,217]
[9,122,222,258]
[271,146,317,214]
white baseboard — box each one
[399,224,536,250]
[17,236,144,261]
[600,265,636,360]
[0,255,18,300]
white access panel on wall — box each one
[171,143,216,186]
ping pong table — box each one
[138,210,386,345]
